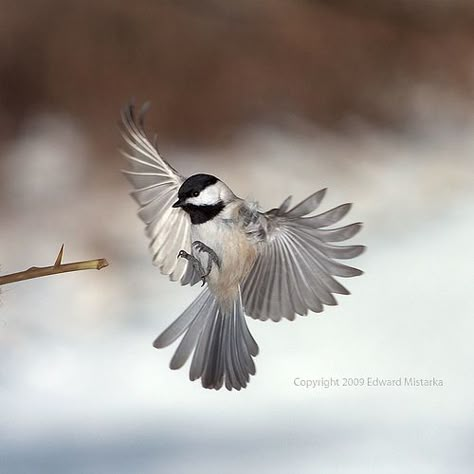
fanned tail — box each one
[153,287,259,390]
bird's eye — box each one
[193,191,200,197]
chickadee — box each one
[120,104,365,391]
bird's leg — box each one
[177,250,207,286]
[192,241,221,278]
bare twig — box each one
[0,245,109,286]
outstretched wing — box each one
[120,104,199,285]
[241,189,365,321]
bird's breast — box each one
[191,219,256,305]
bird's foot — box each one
[177,250,207,286]
[192,241,221,269]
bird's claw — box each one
[177,243,220,287]
[192,241,221,269]
[177,249,209,286]
[177,250,188,259]
[192,241,206,253]
[200,270,212,286]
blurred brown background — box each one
[1,0,474,147]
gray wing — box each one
[120,104,200,285]
[241,189,365,321]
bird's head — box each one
[172,174,235,223]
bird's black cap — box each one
[173,174,218,207]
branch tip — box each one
[97,259,109,270]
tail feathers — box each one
[153,289,211,349]
[154,287,259,390]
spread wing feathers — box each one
[119,104,200,284]
[154,287,259,391]
[242,188,365,321]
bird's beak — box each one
[172,198,185,208]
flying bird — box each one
[120,104,365,391]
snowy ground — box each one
[0,106,473,473]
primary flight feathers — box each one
[120,105,200,285]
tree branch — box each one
[0,245,109,286]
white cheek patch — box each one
[187,184,220,206]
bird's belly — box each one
[192,221,256,304]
